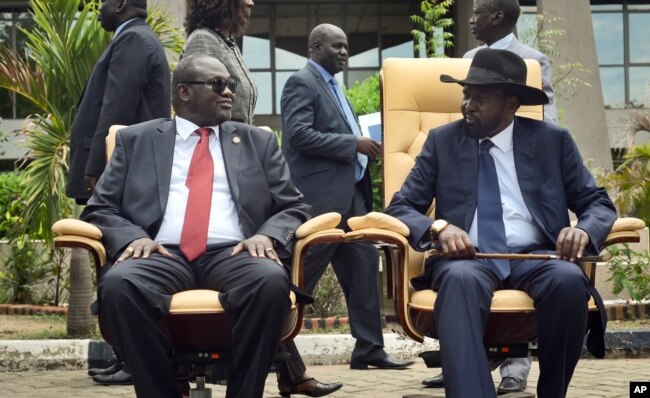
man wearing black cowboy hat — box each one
[385,48,615,398]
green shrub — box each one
[0,233,49,304]
[305,266,347,318]
[607,244,650,302]
[0,172,25,239]
[346,75,383,211]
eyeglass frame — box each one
[180,79,238,94]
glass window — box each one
[591,5,623,11]
[347,70,375,88]
[599,67,626,108]
[516,13,538,45]
[381,41,414,60]
[243,35,270,69]
[629,13,650,63]
[346,15,379,67]
[275,16,308,70]
[628,5,650,11]
[275,46,307,70]
[252,72,272,115]
[592,13,624,65]
[629,67,650,107]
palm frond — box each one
[147,4,185,55]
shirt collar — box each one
[481,120,514,153]
[488,33,515,50]
[114,18,139,37]
[175,116,220,141]
[308,59,336,84]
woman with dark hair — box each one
[182,0,257,124]
[182,2,344,396]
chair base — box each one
[418,344,530,368]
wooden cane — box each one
[425,249,603,263]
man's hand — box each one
[116,237,173,264]
[356,137,381,160]
[437,224,476,259]
[84,175,99,195]
[556,227,589,262]
[231,234,282,265]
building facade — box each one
[1,0,649,166]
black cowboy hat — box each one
[440,48,549,106]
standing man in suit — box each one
[66,0,170,385]
[466,0,556,124]
[81,54,311,398]
[67,0,171,203]
[280,23,414,377]
[386,49,615,398]
[423,2,558,391]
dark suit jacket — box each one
[80,118,311,263]
[67,18,171,201]
[386,116,617,357]
[281,62,373,215]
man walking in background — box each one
[66,0,170,386]
[279,24,413,386]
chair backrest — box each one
[106,124,126,161]
[380,57,543,280]
[380,57,544,210]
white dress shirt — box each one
[488,33,515,50]
[468,121,545,249]
[155,116,245,245]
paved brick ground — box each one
[1,358,649,397]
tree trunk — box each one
[65,203,96,337]
[66,248,96,336]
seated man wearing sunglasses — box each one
[81,54,311,398]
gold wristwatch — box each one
[429,219,449,241]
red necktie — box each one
[180,127,214,261]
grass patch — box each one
[0,314,99,339]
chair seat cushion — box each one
[169,289,296,314]
[409,288,597,312]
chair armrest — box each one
[52,219,106,283]
[52,219,103,240]
[295,212,342,238]
[604,217,646,247]
[347,212,410,236]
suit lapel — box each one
[219,122,241,204]
[306,63,351,130]
[457,129,479,231]
[153,120,176,214]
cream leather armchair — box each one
[53,125,346,393]
[345,58,647,363]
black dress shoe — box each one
[88,361,121,377]
[92,369,133,386]
[422,372,444,388]
[278,377,343,397]
[497,377,526,395]
[349,355,415,370]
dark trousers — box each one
[98,244,290,398]
[277,185,384,381]
[430,252,590,398]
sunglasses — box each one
[181,79,238,94]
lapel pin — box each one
[232,136,241,144]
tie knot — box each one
[197,127,211,139]
[480,139,495,153]
[330,78,339,87]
